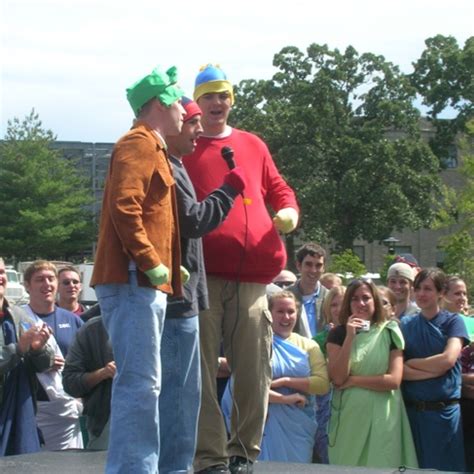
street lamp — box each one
[383,236,400,255]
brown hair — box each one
[268,290,299,312]
[378,285,397,319]
[295,242,326,264]
[444,275,466,293]
[58,265,80,279]
[23,260,58,284]
[414,268,446,293]
[320,273,343,288]
[339,279,386,326]
[322,285,346,324]
[378,286,396,307]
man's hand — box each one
[18,323,52,354]
[101,361,116,380]
[223,167,246,194]
[52,355,65,371]
[29,324,52,352]
[273,207,298,233]
[145,264,169,286]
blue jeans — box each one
[159,316,201,474]
[96,271,167,474]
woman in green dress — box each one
[326,278,418,469]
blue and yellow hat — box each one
[193,64,234,105]
[126,66,184,117]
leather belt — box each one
[405,399,459,411]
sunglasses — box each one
[273,281,294,289]
[61,279,80,286]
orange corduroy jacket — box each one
[91,121,182,296]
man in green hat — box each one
[91,66,185,474]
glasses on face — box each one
[61,279,80,286]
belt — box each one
[405,399,459,411]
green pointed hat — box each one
[126,66,184,117]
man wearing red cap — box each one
[159,97,245,473]
[183,65,299,474]
[91,66,185,474]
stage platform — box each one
[0,450,468,474]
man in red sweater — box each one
[183,64,299,474]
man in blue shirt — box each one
[22,260,83,450]
[289,243,329,338]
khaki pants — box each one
[194,276,273,471]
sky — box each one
[1,0,472,143]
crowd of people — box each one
[0,62,473,474]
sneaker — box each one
[196,464,230,474]
[229,456,253,474]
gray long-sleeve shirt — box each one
[166,156,237,318]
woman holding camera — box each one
[401,268,469,472]
[326,279,417,468]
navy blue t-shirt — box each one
[401,310,469,401]
[35,308,83,357]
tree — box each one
[434,119,474,297]
[0,110,94,261]
[230,43,442,251]
[327,249,367,282]
[410,35,474,161]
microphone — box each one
[221,146,235,170]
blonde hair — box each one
[268,290,299,312]
[320,273,342,289]
[322,285,346,324]
[23,260,58,284]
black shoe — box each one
[229,456,253,474]
[196,464,230,474]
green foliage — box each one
[327,249,367,281]
[379,254,397,285]
[0,110,94,261]
[436,119,474,297]
[440,231,474,299]
[230,43,442,250]
[410,35,474,160]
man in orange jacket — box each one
[91,66,185,474]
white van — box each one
[77,263,97,306]
[5,266,29,304]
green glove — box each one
[145,264,169,286]
[180,265,190,284]
[273,207,299,233]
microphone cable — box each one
[219,146,251,469]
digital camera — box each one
[357,320,371,333]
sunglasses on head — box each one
[273,281,294,289]
[348,277,373,287]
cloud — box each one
[1,0,472,141]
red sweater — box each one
[183,128,298,284]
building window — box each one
[436,247,446,269]
[394,246,412,255]
[441,145,458,169]
[353,246,365,263]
